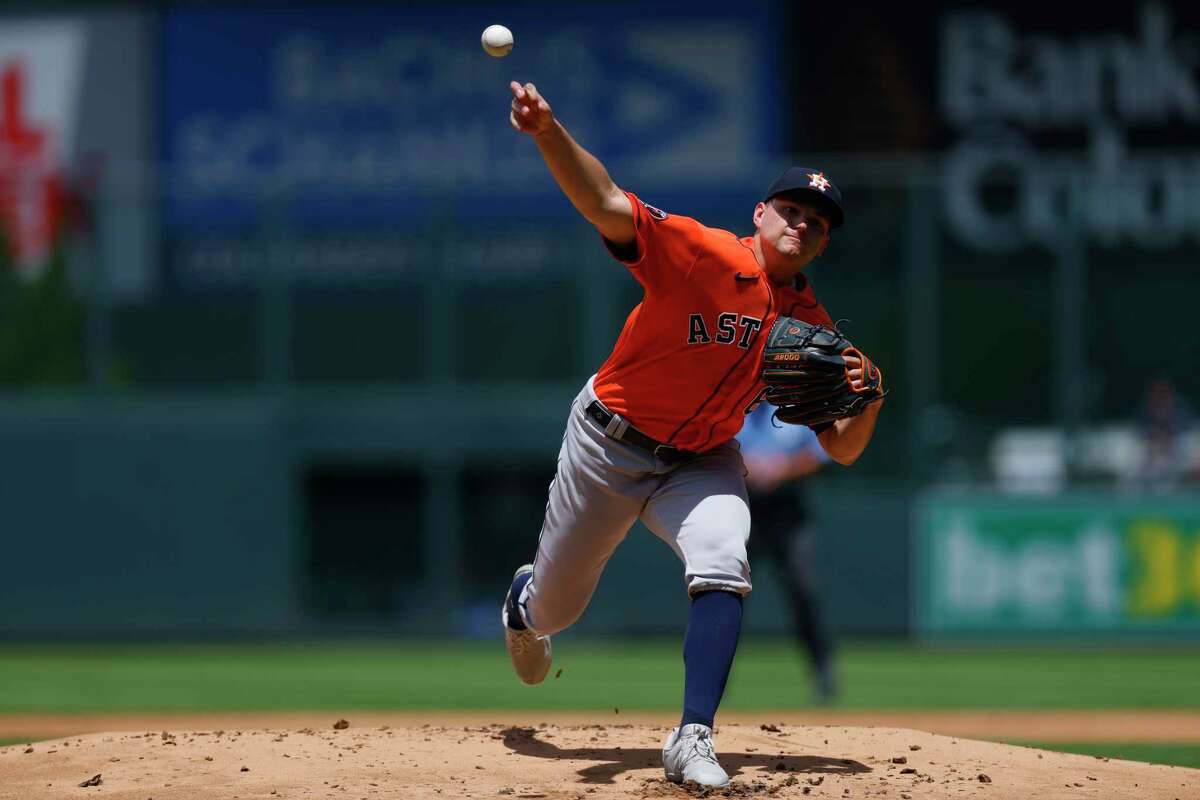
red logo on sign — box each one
[0,62,69,271]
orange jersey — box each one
[593,192,834,452]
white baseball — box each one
[481,24,514,58]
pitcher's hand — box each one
[509,81,554,136]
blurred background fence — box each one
[1,2,1198,641]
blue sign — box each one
[162,4,780,232]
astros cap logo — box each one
[762,166,845,228]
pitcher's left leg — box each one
[641,444,752,598]
[641,444,751,787]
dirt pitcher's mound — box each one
[1,722,1196,800]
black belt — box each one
[584,401,698,463]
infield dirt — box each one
[2,716,1197,800]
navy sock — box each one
[504,571,532,631]
[681,590,744,729]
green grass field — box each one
[0,640,1196,767]
[0,639,1196,713]
[1006,742,1200,769]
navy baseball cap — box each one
[763,167,844,229]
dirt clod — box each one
[760,724,781,733]
[78,774,102,787]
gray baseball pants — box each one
[517,378,752,636]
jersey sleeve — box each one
[601,191,704,288]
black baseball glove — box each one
[760,316,886,427]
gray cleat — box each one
[663,723,730,787]
[502,564,552,685]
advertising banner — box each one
[915,492,1200,638]
[772,3,1200,252]
[939,5,1200,252]
[0,19,83,272]
[161,4,778,287]
[0,12,153,295]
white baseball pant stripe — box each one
[517,378,752,636]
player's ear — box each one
[752,202,766,229]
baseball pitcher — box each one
[500,80,884,788]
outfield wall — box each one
[0,394,910,637]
